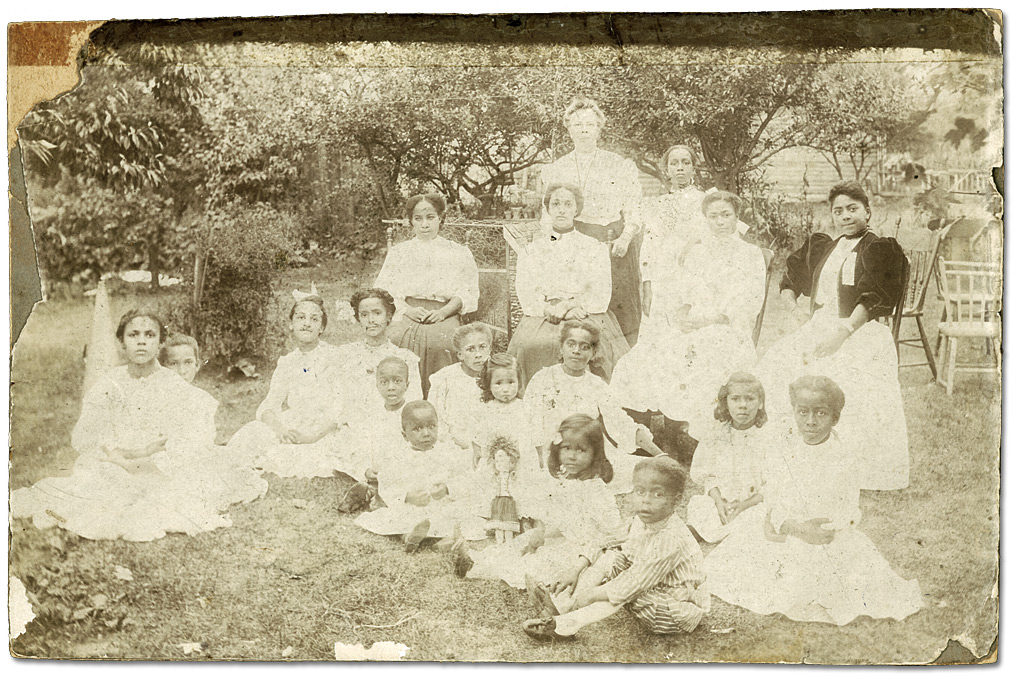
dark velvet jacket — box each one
[780,230,907,321]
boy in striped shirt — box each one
[524,456,710,639]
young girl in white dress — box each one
[471,353,535,470]
[704,376,925,625]
[228,295,345,479]
[686,372,770,544]
[455,414,626,588]
[613,191,766,428]
[524,320,666,492]
[428,321,492,449]
[337,288,423,415]
[374,193,480,395]
[12,313,258,541]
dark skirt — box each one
[574,218,642,346]
[388,297,459,398]
[507,311,631,389]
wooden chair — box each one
[890,224,951,377]
[934,257,1002,395]
[752,247,775,347]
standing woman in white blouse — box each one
[508,183,631,388]
[541,97,645,346]
[375,193,480,397]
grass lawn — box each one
[9,257,1000,663]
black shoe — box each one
[403,519,430,553]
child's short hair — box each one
[634,456,687,498]
[543,182,585,216]
[159,333,200,364]
[701,190,742,217]
[789,375,846,418]
[116,309,168,343]
[405,193,447,222]
[377,356,409,380]
[401,400,437,430]
[453,321,493,351]
[547,414,613,484]
[714,371,768,428]
[289,295,328,330]
[560,319,600,349]
[350,288,396,321]
[478,353,524,403]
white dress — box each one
[612,232,766,425]
[11,366,267,542]
[229,342,347,479]
[354,441,486,540]
[427,363,484,447]
[704,427,925,625]
[335,339,423,414]
[465,475,627,589]
[756,235,910,490]
[524,364,646,492]
[472,398,537,471]
[685,419,770,544]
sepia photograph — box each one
[7,8,1003,665]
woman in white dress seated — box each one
[508,182,631,388]
[612,191,766,432]
[374,193,480,397]
[756,181,909,491]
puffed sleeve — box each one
[255,353,293,421]
[449,242,480,315]
[374,243,410,317]
[780,232,832,299]
[514,247,548,317]
[854,237,907,320]
[70,375,120,456]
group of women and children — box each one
[13,96,925,643]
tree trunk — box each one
[149,223,163,289]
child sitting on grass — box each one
[427,321,492,448]
[686,371,770,544]
[355,401,485,550]
[12,312,258,541]
[704,375,924,625]
[455,414,623,586]
[228,294,345,478]
[523,456,710,640]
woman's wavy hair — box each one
[543,182,585,217]
[350,287,396,322]
[405,193,448,223]
[562,96,607,129]
[116,309,168,343]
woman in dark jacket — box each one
[757,181,910,491]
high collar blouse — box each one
[515,228,612,317]
[374,236,480,317]
[541,149,642,228]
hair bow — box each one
[291,283,319,302]
[551,432,563,446]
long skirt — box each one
[508,312,631,389]
[388,297,460,397]
[705,520,924,625]
[756,316,910,491]
[575,219,642,346]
